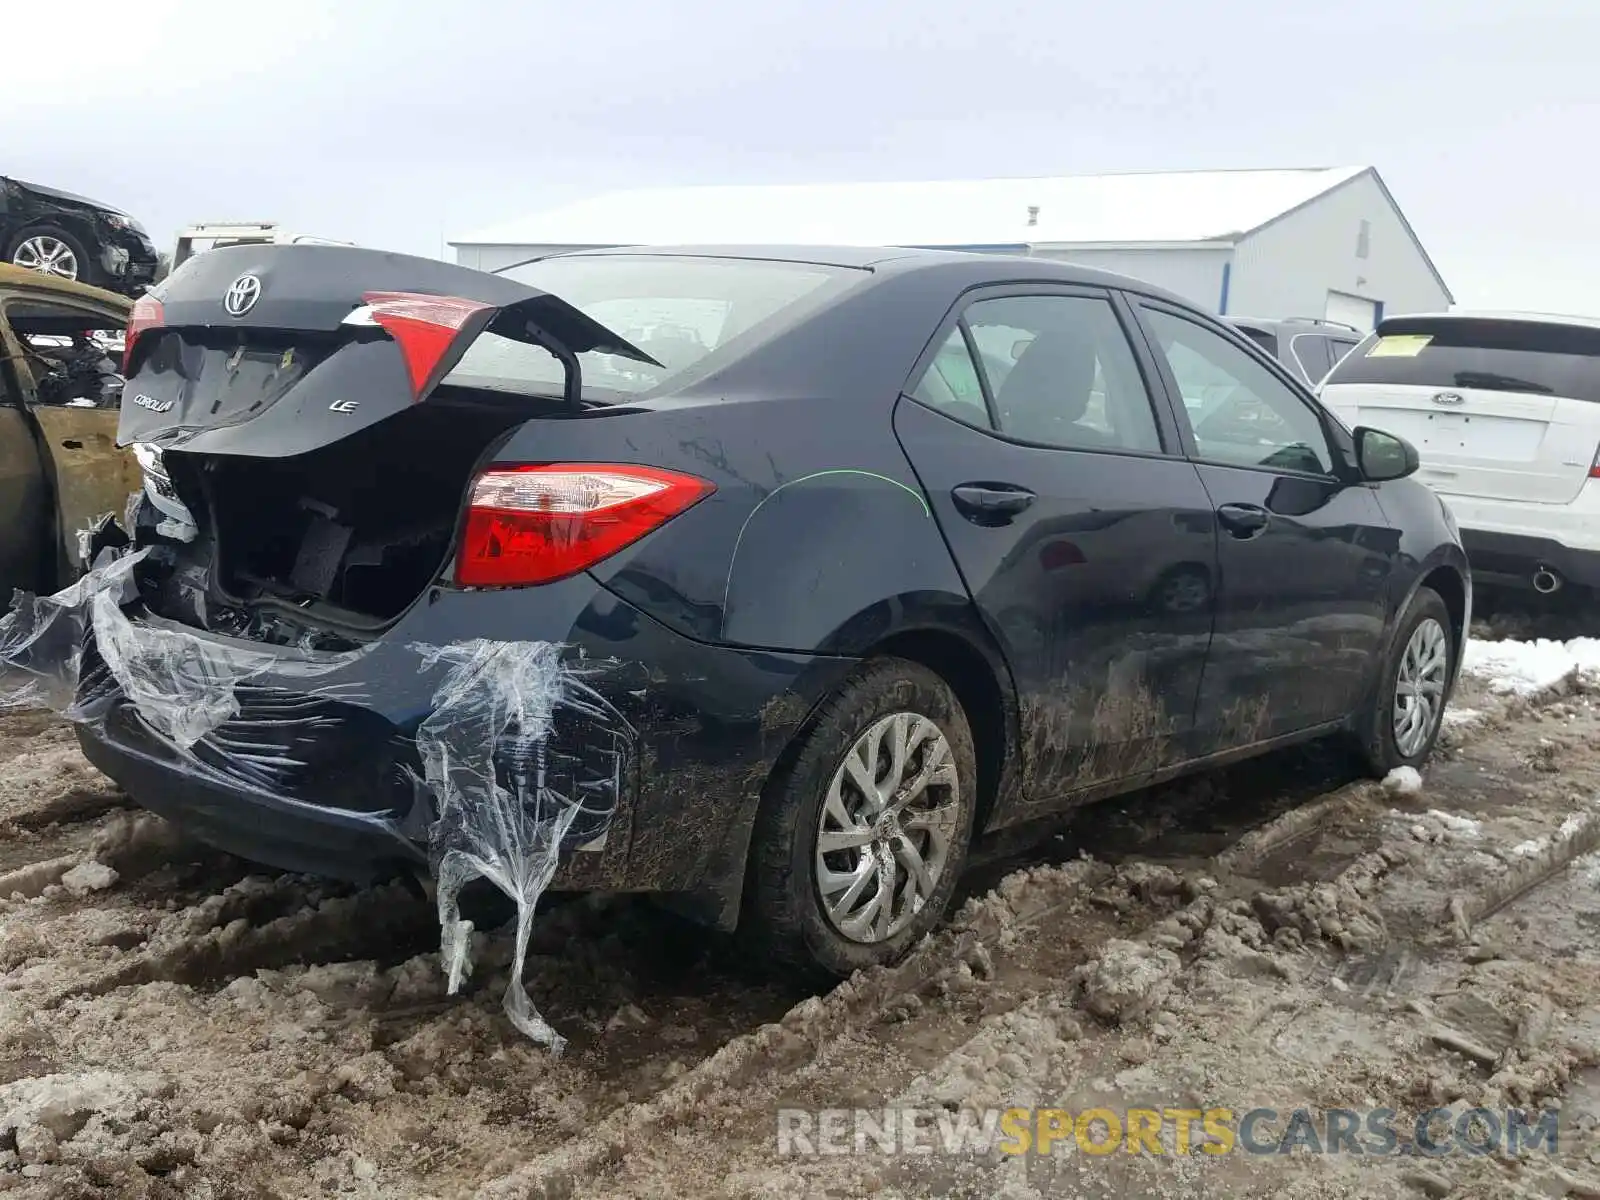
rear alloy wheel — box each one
[1355,585,1455,775]
[744,658,977,975]
[816,712,960,943]
[10,227,86,282]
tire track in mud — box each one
[479,679,1593,1199]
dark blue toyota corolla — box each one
[71,242,1468,977]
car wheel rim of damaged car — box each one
[13,235,79,280]
[1393,617,1448,757]
[815,710,960,943]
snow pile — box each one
[1461,636,1600,695]
[1425,810,1482,838]
[1382,766,1424,795]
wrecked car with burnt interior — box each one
[0,264,139,594]
[0,243,1470,1038]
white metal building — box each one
[450,166,1451,331]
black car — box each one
[1225,317,1363,389]
[2,176,159,296]
[61,244,1467,977]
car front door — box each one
[1133,301,1397,745]
[893,286,1218,815]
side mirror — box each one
[1354,426,1419,482]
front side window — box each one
[1144,308,1334,475]
[909,294,1163,454]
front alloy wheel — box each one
[1354,584,1455,776]
[1393,617,1448,757]
[13,235,79,280]
[815,711,960,943]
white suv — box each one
[1318,312,1600,597]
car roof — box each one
[543,243,1197,304]
[1225,316,1363,337]
[1380,309,1600,331]
[0,264,133,311]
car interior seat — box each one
[996,324,1116,449]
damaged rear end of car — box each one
[4,245,714,1050]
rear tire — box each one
[742,658,978,976]
[1354,586,1454,777]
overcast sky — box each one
[8,0,1593,311]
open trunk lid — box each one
[1319,315,1600,505]
[120,244,654,458]
[115,245,658,640]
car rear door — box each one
[892,285,1217,811]
[1131,300,1397,743]
[1319,316,1600,505]
[0,283,140,581]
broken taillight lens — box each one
[457,465,714,588]
[123,294,164,373]
[342,291,493,397]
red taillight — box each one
[456,465,714,588]
[1591,442,1600,479]
[344,291,493,398]
[1039,540,1086,570]
[123,294,163,373]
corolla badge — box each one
[1431,391,1465,406]
[131,393,173,413]
[223,273,262,317]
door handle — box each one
[1217,502,1270,539]
[952,483,1036,524]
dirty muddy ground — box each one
[3,611,1600,1198]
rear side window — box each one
[910,294,1164,454]
[455,255,865,400]
[1290,334,1331,382]
[1328,338,1358,368]
[1325,317,1600,403]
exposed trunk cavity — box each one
[138,391,558,642]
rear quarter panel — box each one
[492,393,978,655]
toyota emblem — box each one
[223,273,262,317]
[1430,391,1465,406]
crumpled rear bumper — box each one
[78,709,427,880]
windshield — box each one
[1324,316,1600,403]
[447,254,865,400]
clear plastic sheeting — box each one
[415,640,633,1053]
[0,544,633,1051]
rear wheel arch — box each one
[863,626,1015,838]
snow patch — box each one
[1382,766,1424,795]
[59,860,118,897]
[1426,810,1482,837]
[1461,636,1600,695]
